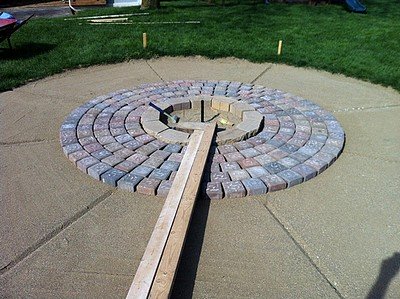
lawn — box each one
[0,0,399,92]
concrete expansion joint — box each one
[59,268,134,277]
[256,199,345,299]
[146,60,165,83]
[333,103,400,113]
[251,64,274,84]
[0,138,58,147]
[0,190,114,277]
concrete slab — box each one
[254,64,400,112]
[16,60,160,101]
[1,57,399,298]
[173,199,338,298]
[147,56,270,83]
[0,91,81,144]
[0,190,163,298]
[0,141,112,270]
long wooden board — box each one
[126,123,215,299]
[149,124,216,298]
[72,0,106,6]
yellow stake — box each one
[143,33,147,49]
[277,40,282,55]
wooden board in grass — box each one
[71,0,106,6]
[126,123,216,299]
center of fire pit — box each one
[140,96,264,145]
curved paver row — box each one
[60,80,345,199]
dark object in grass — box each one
[344,0,366,13]
[0,13,34,50]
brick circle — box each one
[60,80,345,199]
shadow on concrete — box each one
[366,252,400,299]
[0,42,55,59]
[170,197,211,298]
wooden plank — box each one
[149,123,216,299]
[89,18,129,23]
[126,130,205,299]
[72,0,106,6]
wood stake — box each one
[277,40,283,55]
[143,33,147,49]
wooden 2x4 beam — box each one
[126,123,216,299]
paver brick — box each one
[136,143,158,156]
[237,158,260,168]
[142,156,165,169]
[218,144,238,155]
[242,178,267,196]
[234,141,253,151]
[101,168,126,187]
[240,148,261,158]
[150,150,171,160]
[157,180,173,198]
[114,134,133,144]
[131,165,154,177]
[115,160,137,172]
[264,161,288,174]
[68,150,90,164]
[97,136,116,145]
[102,155,124,167]
[224,152,244,162]
[230,101,255,118]
[87,162,112,180]
[136,178,161,196]
[76,156,100,173]
[157,129,190,145]
[149,168,172,180]
[279,156,300,168]
[259,174,287,192]
[246,166,270,178]
[113,148,134,159]
[163,143,182,153]
[136,134,155,144]
[118,173,144,192]
[160,160,180,172]
[211,172,231,183]
[220,161,241,172]
[127,153,148,164]
[205,182,224,200]
[62,143,82,156]
[228,169,250,181]
[304,157,329,173]
[291,164,317,181]
[104,142,124,153]
[254,154,276,166]
[123,140,143,151]
[168,153,184,163]
[277,169,303,187]
[222,181,246,198]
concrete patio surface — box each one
[1,57,399,298]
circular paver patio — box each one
[60,80,345,199]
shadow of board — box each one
[0,42,56,60]
[367,252,400,299]
[170,197,211,298]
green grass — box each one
[1,0,399,92]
